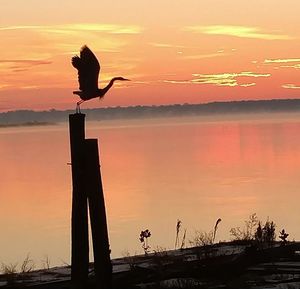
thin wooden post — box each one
[84,139,112,289]
[69,114,89,288]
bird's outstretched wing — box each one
[71,45,100,91]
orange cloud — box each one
[185,25,293,40]
[263,58,300,70]
[0,23,142,57]
[282,84,300,89]
[0,59,52,74]
[280,64,300,69]
[0,23,143,34]
[182,52,227,60]
[20,85,40,90]
[149,42,185,48]
[0,59,52,68]
[240,83,256,87]
[264,58,300,63]
[0,84,10,90]
[164,72,270,87]
[0,59,51,64]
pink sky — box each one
[0,0,300,111]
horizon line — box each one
[2,98,300,114]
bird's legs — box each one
[76,100,84,114]
[76,102,81,114]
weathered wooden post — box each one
[85,139,112,289]
[69,114,89,288]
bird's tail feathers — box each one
[73,91,81,96]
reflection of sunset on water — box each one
[1,115,300,265]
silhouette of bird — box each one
[72,45,130,112]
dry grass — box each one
[189,230,214,247]
[1,263,18,275]
[20,254,35,273]
[41,255,51,270]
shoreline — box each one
[1,241,300,288]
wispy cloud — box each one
[20,85,40,90]
[0,59,52,72]
[164,71,270,87]
[182,52,226,60]
[149,42,185,48]
[264,58,300,63]
[240,83,256,87]
[149,42,229,59]
[280,64,300,69]
[282,84,300,89]
[0,23,142,34]
[0,59,52,65]
[185,25,292,40]
[0,84,10,90]
[0,24,138,56]
[263,58,300,69]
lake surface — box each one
[1,113,300,267]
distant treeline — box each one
[1,99,300,125]
[0,121,55,128]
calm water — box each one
[1,113,300,267]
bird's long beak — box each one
[123,78,131,81]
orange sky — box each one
[0,0,300,111]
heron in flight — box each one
[72,45,130,112]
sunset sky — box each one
[1,0,300,111]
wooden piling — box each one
[85,139,112,289]
[69,114,89,287]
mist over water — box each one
[1,113,300,267]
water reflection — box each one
[1,114,300,266]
